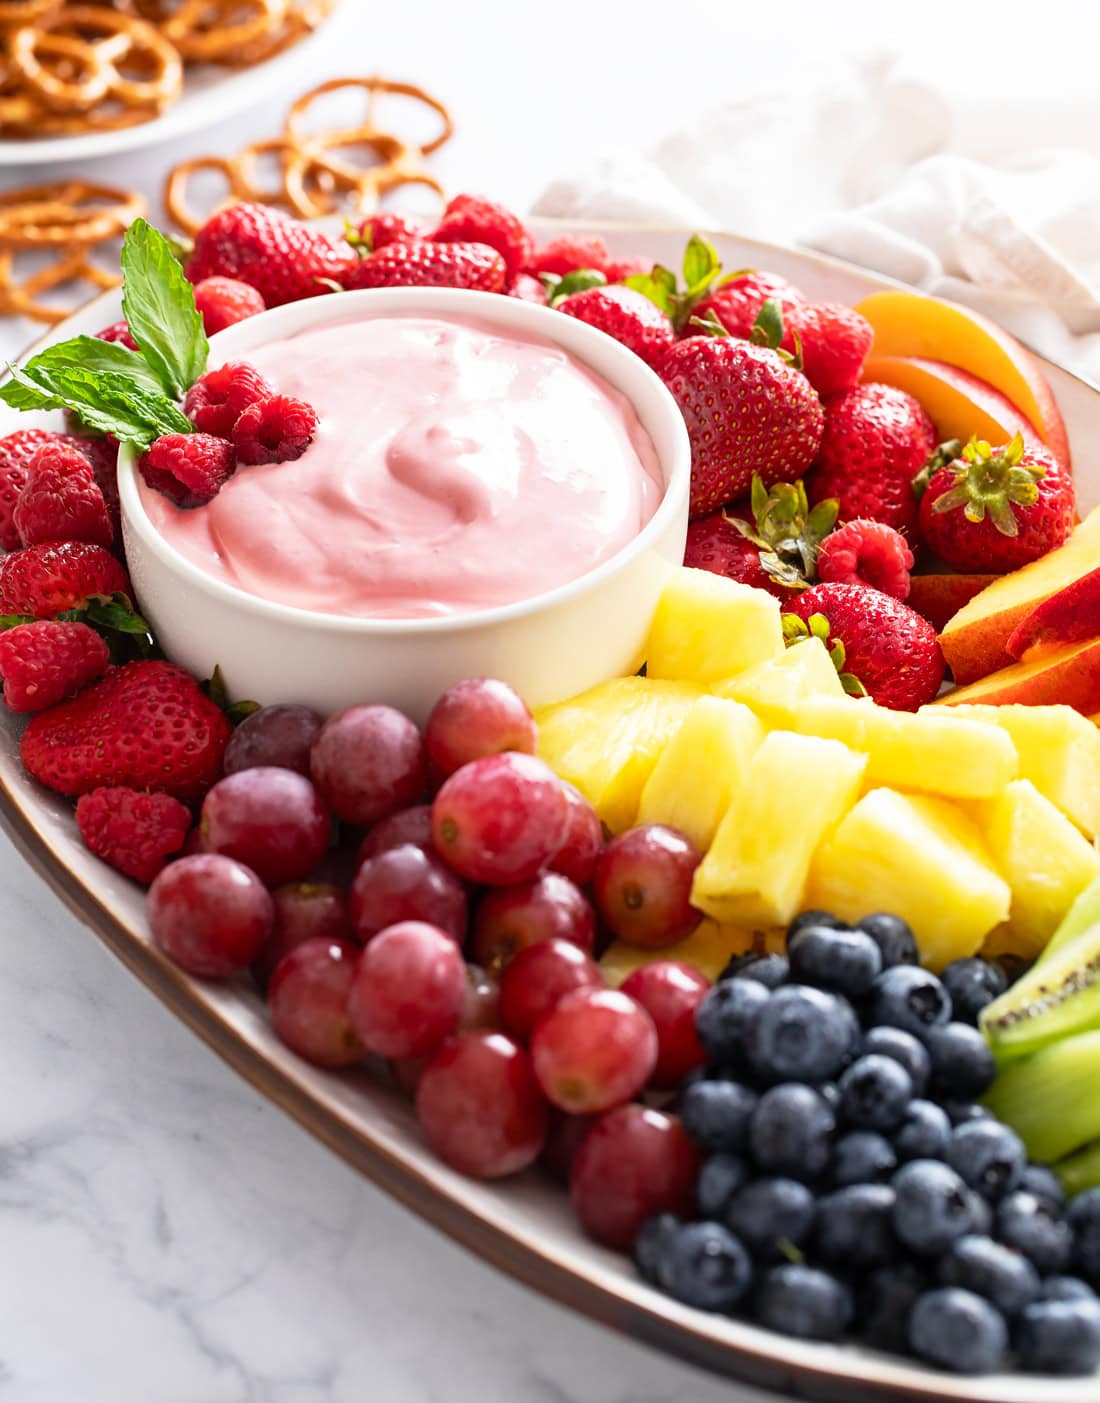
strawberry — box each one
[0,620,109,712]
[14,441,113,549]
[806,383,937,538]
[349,211,423,252]
[0,541,128,618]
[345,240,507,293]
[556,285,675,369]
[659,326,825,518]
[22,659,231,800]
[76,786,193,884]
[684,475,838,597]
[431,194,533,279]
[605,256,654,282]
[916,433,1076,573]
[508,272,549,304]
[186,203,357,307]
[95,320,138,351]
[787,302,873,397]
[0,428,59,551]
[526,234,611,278]
[783,582,945,711]
[695,270,805,340]
[816,519,914,600]
[191,276,265,336]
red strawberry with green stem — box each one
[345,240,507,293]
[626,235,749,334]
[556,284,675,369]
[694,269,805,340]
[431,194,533,279]
[186,203,357,307]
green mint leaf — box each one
[121,218,208,397]
[4,336,165,404]
[681,234,720,294]
[1,362,191,448]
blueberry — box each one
[748,985,860,1084]
[859,1262,928,1354]
[658,1220,753,1311]
[996,1191,1074,1276]
[947,1120,1026,1202]
[1016,1299,1100,1375]
[908,1287,1008,1374]
[695,979,769,1065]
[832,1130,897,1187]
[755,1264,854,1341]
[861,1026,930,1097]
[892,1160,975,1255]
[894,1099,951,1163]
[869,965,952,1042]
[858,913,919,969]
[838,1054,912,1131]
[1039,1276,1097,1304]
[750,1083,835,1180]
[680,1079,758,1154]
[967,1191,994,1238]
[812,1184,898,1271]
[1068,1187,1100,1282]
[724,1177,815,1261]
[717,952,790,988]
[938,1234,1040,1314]
[787,925,882,998]
[940,958,1007,1027]
[924,1022,996,1101]
[1019,1164,1065,1213]
[942,1100,993,1127]
[634,1213,681,1284]
[696,1153,750,1219]
[817,1081,841,1113]
[787,909,849,940]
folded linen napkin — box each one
[533,52,1100,383]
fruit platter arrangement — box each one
[3,192,1100,1400]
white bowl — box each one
[118,287,690,723]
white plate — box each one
[2,222,1099,1403]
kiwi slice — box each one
[1040,873,1100,964]
[984,1029,1100,1164]
[1057,1139,1100,1198]
[982,922,1100,1058]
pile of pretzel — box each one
[0,0,336,138]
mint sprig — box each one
[121,217,208,397]
[0,336,166,404]
[2,363,192,446]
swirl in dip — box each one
[139,313,664,619]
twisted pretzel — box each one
[162,0,289,63]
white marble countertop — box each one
[0,4,1084,1398]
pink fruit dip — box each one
[139,313,664,619]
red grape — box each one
[223,704,323,776]
[148,854,273,978]
[268,938,365,1067]
[201,767,330,886]
[498,938,603,1043]
[252,881,352,988]
[310,705,426,824]
[432,752,568,884]
[349,843,467,944]
[357,804,434,864]
[471,872,595,970]
[416,1031,548,1178]
[592,823,701,948]
[620,961,709,1088]
[548,782,603,886]
[461,963,500,1031]
[347,920,466,1059]
[530,987,657,1113]
[424,678,537,776]
[540,1109,596,1184]
[570,1104,701,1248]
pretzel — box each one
[0,0,56,26]
[161,0,290,64]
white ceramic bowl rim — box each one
[117,286,691,636]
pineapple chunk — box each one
[931,703,1100,838]
[645,567,784,683]
[714,636,844,727]
[790,696,1018,799]
[535,675,702,834]
[963,780,1100,959]
[600,919,771,986]
[637,696,764,850]
[808,789,1011,969]
[692,731,867,927]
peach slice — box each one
[939,635,1100,715]
[908,572,1002,635]
[861,355,1052,461]
[1006,566,1100,660]
[940,505,1100,684]
[855,291,1069,470]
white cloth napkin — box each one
[533,52,1100,383]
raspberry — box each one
[192,277,266,336]
[0,620,110,712]
[508,272,549,304]
[76,785,192,885]
[431,193,533,278]
[14,442,113,549]
[232,394,318,465]
[0,429,62,550]
[817,519,915,600]
[354,211,423,250]
[69,434,121,541]
[789,302,874,398]
[139,434,236,507]
[183,361,273,439]
[526,235,611,278]
[95,320,138,351]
